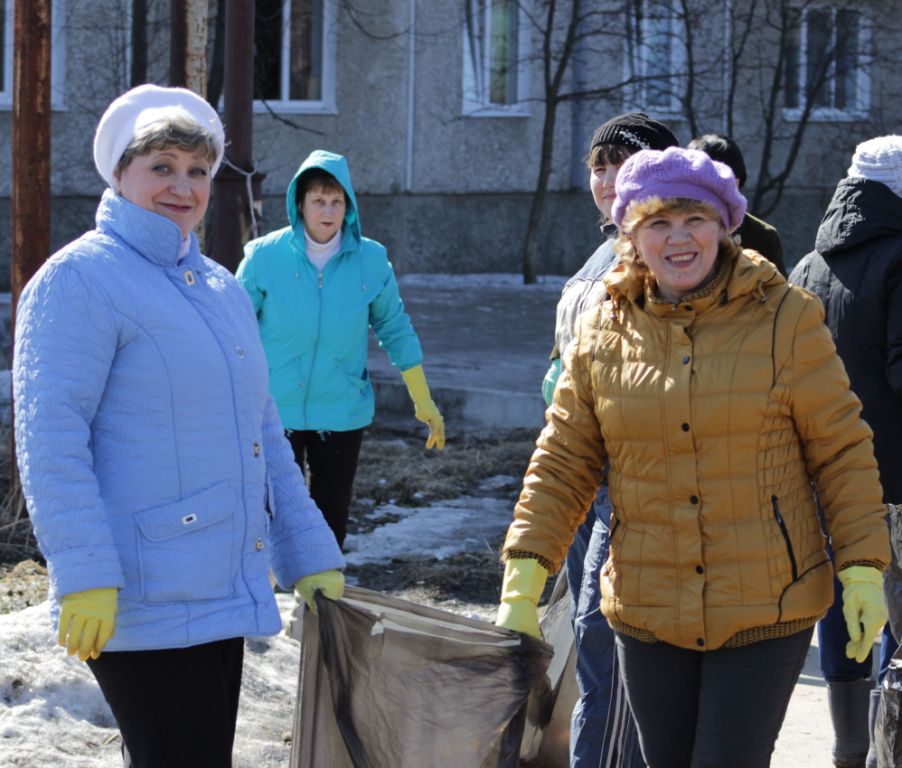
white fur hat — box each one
[93,84,225,189]
[847,135,902,198]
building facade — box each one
[1,0,900,288]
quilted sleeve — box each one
[235,247,264,315]
[13,262,126,597]
[260,396,344,587]
[788,295,889,570]
[503,312,607,573]
[368,249,423,372]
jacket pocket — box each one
[772,495,799,582]
[135,481,236,603]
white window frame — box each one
[462,0,532,118]
[782,4,871,123]
[0,0,67,110]
[253,0,337,115]
[624,0,685,116]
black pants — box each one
[615,627,813,768]
[87,637,244,768]
[286,428,364,549]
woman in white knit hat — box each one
[791,135,902,768]
[13,84,345,767]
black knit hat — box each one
[590,112,679,154]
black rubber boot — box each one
[827,679,873,768]
[865,687,880,768]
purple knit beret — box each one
[611,147,747,232]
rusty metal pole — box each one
[11,0,52,501]
[211,0,262,273]
[174,0,210,247]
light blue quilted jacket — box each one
[13,190,345,651]
[237,150,422,431]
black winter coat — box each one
[790,177,902,504]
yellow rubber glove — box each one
[495,558,549,639]
[294,569,345,614]
[838,566,888,663]
[401,364,445,450]
[58,588,118,661]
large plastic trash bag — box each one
[876,645,902,768]
[288,585,553,768]
[884,504,902,643]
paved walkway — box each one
[369,272,859,766]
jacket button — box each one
[696,638,704,647]
[682,355,690,364]
[681,423,690,432]
[252,442,261,457]
[255,538,264,551]
[690,495,699,504]
[236,345,245,357]
[184,270,195,285]
[696,564,704,574]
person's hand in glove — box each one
[58,587,118,661]
[838,565,888,663]
[294,569,345,614]
[401,364,445,450]
[495,558,549,639]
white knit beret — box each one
[93,84,225,189]
[847,135,902,198]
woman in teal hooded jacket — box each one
[237,150,444,548]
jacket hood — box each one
[815,176,902,257]
[286,150,361,244]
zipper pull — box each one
[318,271,323,289]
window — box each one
[0,0,67,109]
[462,0,531,116]
[625,0,684,114]
[254,0,336,114]
[784,6,870,120]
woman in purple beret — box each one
[494,147,889,766]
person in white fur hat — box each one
[13,84,345,767]
[790,135,902,768]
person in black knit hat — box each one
[538,111,677,768]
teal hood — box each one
[286,150,361,244]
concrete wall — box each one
[3,0,902,289]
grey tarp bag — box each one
[288,585,555,768]
[884,504,902,643]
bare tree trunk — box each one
[520,0,581,284]
[522,98,558,284]
[11,0,52,507]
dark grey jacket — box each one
[790,176,902,503]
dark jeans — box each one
[567,487,644,768]
[616,627,813,768]
[87,637,244,768]
[286,428,364,549]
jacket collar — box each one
[606,249,784,319]
[95,189,201,269]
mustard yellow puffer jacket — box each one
[504,250,888,651]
